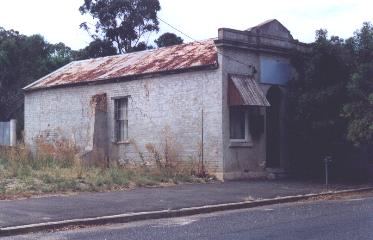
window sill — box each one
[229,141,253,148]
[113,140,131,145]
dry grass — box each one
[0,136,211,200]
[143,126,208,177]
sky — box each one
[0,0,371,50]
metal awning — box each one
[229,74,270,107]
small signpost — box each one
[324,156,332,190]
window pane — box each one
[117,101,122,120]
[114,98,128,141]
[116,120,128,142]
[116,120,122,141]
[121,120,128,140]
[114,100,119,120]
[122,99,127,120]
[230,107,245,139]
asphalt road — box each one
[5,193,373,240]
[3,180,365,228]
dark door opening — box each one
[266,86,282,168]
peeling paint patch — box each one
[90,93,108,112]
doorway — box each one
[266,86,282,168]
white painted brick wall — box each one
[24,69,223,173]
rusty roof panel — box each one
[230,74,270,107]
[25,39,218,90]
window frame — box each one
[229,106,252,146]
[113,97,129,143]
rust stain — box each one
[90,93,107,112]
[26,39,218,90]
[229,75,270,107]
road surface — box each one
[5,192,373,240]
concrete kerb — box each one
[1,187,372,237]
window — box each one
[229,106,248,141]
[114,98,128,142]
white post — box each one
[324,156,332,191]
[9,119,17,146]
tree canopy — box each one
[154,32,184,48]
[79,0,161,54]
[74,39,117,60]
[287,22,373,178]
[287,29,351,175]
[342,22,373,146]
[0,27,74,133]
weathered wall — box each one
[219,47,268,179]
[24,69,223,174]
[217,21,302,180]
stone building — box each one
[23,20,308,180]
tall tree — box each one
[154,32,183,48]
[286,29,353,177]
[342,22,373,146]
[79,0,161,54]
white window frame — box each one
[229,106,252,147]
[114,97,129,143]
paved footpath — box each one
[0,180,371,228]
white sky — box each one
[0,0,371,50]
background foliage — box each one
[287,23,373,179]
[154,32,184,48]
[0,28,74,132]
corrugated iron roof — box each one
[24,39,218,91]
[230,74,270,107]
